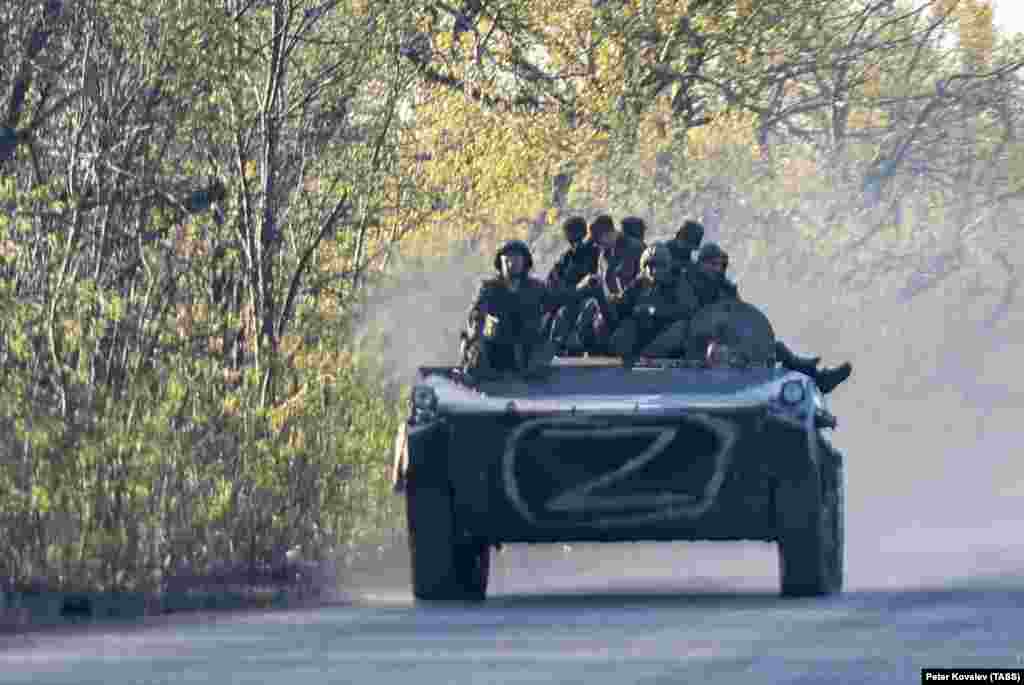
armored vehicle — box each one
[391,300,844,600]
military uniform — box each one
[690,242,853,393]
[606,271,700,361]
[545,239,600,292]
[667,220,704,280]
[542,219,601,350]
[688,265,741,308]
[568,225,645,353]
[598,232,645,296]
[621,216,647,250]
[461,241,597,377]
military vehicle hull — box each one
[393,360,844,601]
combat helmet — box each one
[675,220,704,251]
[561,216,587,243]
[640,241,674,277]
[621,216,647,243]
[494,239,534,272]
[697,242,728,267]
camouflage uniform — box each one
[542,217,600,350]
[667,220,704,279]
[690,242,852,393]
[688,242,740,308]
[461,240,597,378]
[604,243,700,364]
[568,216,645,353]
[599,230,645,296]
[545,237,600,292]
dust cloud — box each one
[350,202,1024,597]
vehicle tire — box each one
[455,542,490,602]
[406,483,490,601]
[775,450,843,597]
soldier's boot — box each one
[813,361,852,395]
[774,340,820,376]
[561,331,584,356]
[524,341,558,379]
[642,321,689,359]
[610,320,640,370]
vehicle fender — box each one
[392,419,451,493]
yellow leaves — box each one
[932,0,994,67]
[434,30,454,53]
[62,318,82,341]
[932,0,961,21]
[174,222,205,259]
[778,156,820,195]
[653,0,691,35]
[957,0,994,67]
[686,111,759,164]
[281,333,303,359]
[244,159,258,180]
[847,107,888,132]
[175,301,209,339]
[401,89,575,255]
[637,94,674,172]
[861,63,882,99]
[0,238,16,261]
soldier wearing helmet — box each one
[667,219,704,277]
[545,216,599,292]
[597,241,700,366]
[587,214,645,297]
[687,242,853,393]
[542,216,601,354]
[566,214,645,354]
[620,216,648,249]
[460,239,600,378]
[691,241,739,306]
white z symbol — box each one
[502,415,737,528]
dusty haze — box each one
[350,204,1024,596]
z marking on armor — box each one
[502,415,738,528]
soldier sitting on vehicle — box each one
[569,215,646,354]
[460,239,600,379]
[542,216,601,353]
[690,242,853,394]
[593,214,645,297]
[620,216,648,249]
[579,242,699,367]
[666,219,704,279]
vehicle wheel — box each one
[455,542,490,601]
[775,454,843,597]
[820,449,844,594]
[406,483,490,601]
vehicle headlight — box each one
[411,384,439,423]
[780,379,806,405]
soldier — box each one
[545,215,600,290]
[460,240,599,379]
[566,215,645,354]
[543,216,601,352]
[690,242,852,394]
[667,219,704,277]
[620,216,647,249]
[691,242,739,307]
[590,214,645,297]
[599,242,700,367]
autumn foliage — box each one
[0,0,1022,594]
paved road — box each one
[2,542,1022,685]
